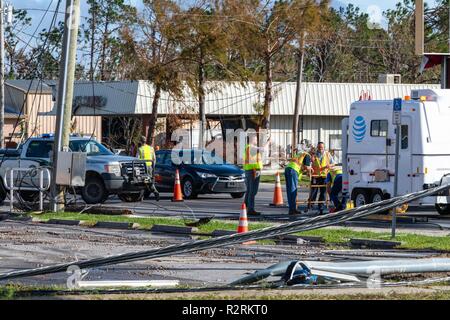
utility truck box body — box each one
[343,89,450,214]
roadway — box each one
[99,183,450,230]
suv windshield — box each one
[69,140,113,156]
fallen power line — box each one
[0,184,448,281]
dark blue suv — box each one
[154,149,246,199]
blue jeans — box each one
[330,175,346,210]
[244,170,261,212]
[284,167,299,211]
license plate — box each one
[227,182,237,188]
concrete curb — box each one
[150,224,198,235]
[11,217,323,246]
[47,219,81,226]
[350,238,401,249]
[6,215,32,222]
[94,221,132,230]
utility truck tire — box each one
[435,204,450,215]
[82,176,107,204]
[352,189,370,207]
[371,190,384,204]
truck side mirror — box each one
[386,139,392,146]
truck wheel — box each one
[18,191,39,202]
[435,204,450,215]
[82,176,107,204]
[352,189,370,207]
[0,181,6,205]
[118,192,144,203]
[231,192,245,199]
[182,177,198,199]
[371,190,384,204]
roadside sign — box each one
[393,98,402,125]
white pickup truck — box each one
[0,135,152,204]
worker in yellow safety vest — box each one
[138,136,159,201]
[284,149,312,215]
[326,167,346,212]
[307,142,334,214]
[243,134,266,216]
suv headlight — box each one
[197,171,217,179]
[105,164,121,176]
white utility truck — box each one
[342,89,450,215]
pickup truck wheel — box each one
[18,191,39,202]
[231,192,245,199]
[82,176,107,204]
[435,204,450,215]
[0,182,6,205]
[118,192,144,203]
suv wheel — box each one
[82,176,107,204]
[231,192,245,199]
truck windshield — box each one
[69,140,113,156]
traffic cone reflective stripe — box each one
[270,172,284,207]
[172,169,184,202]
[237,203,256,245]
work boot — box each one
[288,209,301,215]
[248,210,261,216]
[155,193,160,201]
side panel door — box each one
[19,141,53,189]
[397,116,413,195]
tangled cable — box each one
[0,184,448,281]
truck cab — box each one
[0,135,152,204]
[342,89,450,214]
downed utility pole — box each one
[51,0,81,212]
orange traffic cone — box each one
[270,172,284,207]
[172,169,184,202]
[237,203,256,245]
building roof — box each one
[4,106,24,119]
[44,80,441,117]
[5,80,53,94]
